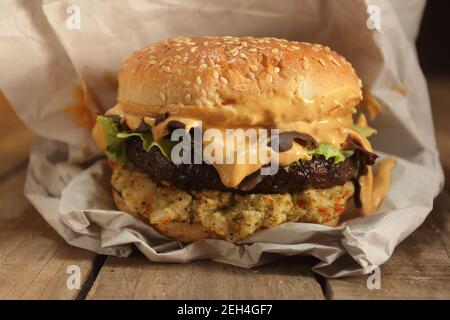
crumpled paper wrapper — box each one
[0,0,444,277]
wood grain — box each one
[0,90,100,300]
[0,168,98,300]
[87,256,324,300]
[326,193,450,299]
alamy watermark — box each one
[366,4,381,31]
[366,266,381,290]
[66,265,81,290]
[66,4,81,30]
[169,125,282,175]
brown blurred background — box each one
[417,1,450,75]
[417,1,450,185]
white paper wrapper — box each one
[1,0,443,277]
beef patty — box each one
[126,137,359,194]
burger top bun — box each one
[117,36,363,126]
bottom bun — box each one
[111,164,355,242]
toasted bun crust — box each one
[118,36,362,117]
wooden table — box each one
[0,78,449,300]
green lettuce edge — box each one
[96,115,175,163]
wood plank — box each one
[326,192,450,299]
[0,91,35,177]
[87,255,324,300]
[0,169,98,299]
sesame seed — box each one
[213,71,219,79]
[232,50,239,57]
[302,57,310,70]
[159,93,166,101]
[195,99,202,106]
[148,60,157,65]
[163,66,171,73]
[241,41,248,47]
[291,46,300,50]
[239,53,247,59]
[199,64,207,71]
[324,46,331,52]
[312,45,321,52]
[330,56,341,67]
[267,74,273,83]
[195,76,202,85]
[200,88,206,97]
[190,47,198,53]
[249,47,257,52]
[176,47,184,52]
[185,93,191,102]
[248,72,256,80]
[319,58,326,66]
[220,77,228,85]
[249,65,258,72]
[271,48,279,54]
[183,80,190,87]
[358,79,363,88]
[274,67,280,73]
[203,41,209,46]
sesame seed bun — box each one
[117,36,363,125]
[101,36,370,242]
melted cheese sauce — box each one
[103,101,359,188]
[358,157,396,215]
[93,91,394,215]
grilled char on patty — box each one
[126,137,359,194]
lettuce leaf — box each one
[96,116,127,163]
[96,115,175,162]
[349,124,377,138]
[116,132,176,158]
[284,144,354,171]
[309,144,354,164]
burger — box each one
[92,36,393,242]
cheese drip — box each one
[201,128,311,187]
[104,102,363,188]
[94,96,393,215]
[358,158,396,215]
